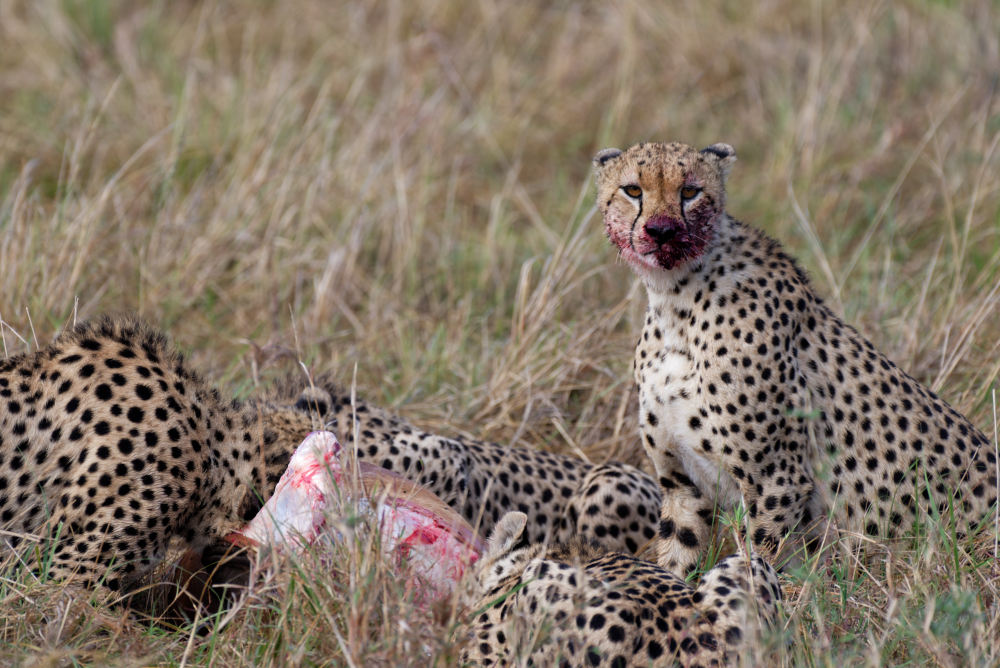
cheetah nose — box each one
[644,219,679,245]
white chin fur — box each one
[619,248,660,272]
[619,248,699,292]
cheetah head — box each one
[593,141,735,275]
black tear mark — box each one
[629,192,644,251]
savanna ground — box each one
[1,0,999,665]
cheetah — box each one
[462,511,781,667]
[266,376,663,555]
[594,140,998,574]
[0,315,321,594]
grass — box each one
[1,0,999,664]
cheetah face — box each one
[593,141,735,274]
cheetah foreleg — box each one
[563,463,663,555]
[739,421,819,567]
[648,450,720,576]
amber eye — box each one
[622,184,642,198]
[680,186,700,200]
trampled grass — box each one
[1,0,999,664]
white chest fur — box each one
[635,297,742,509]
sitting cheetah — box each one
[268,376,663,554]
[462,511,781,667]
[594,141,998,573]
[0,315,321,594]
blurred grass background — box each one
[1,0,999,665]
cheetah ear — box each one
[487,511,528,556]
[593,148,622,168]
[295,386,332,419]
[238,485,264,521]
[700,143,736,178]
[231,482,252,521]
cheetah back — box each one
[0,316,314,592]
[267,375,663,555]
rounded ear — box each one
[294,386,332,418]
[700,143,736,178]
[238,486,264,521]
[487,511,529,555]
[593,148,623,168]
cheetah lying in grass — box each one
[463,511,781,667]
[594,140,998,574]
[268,381,782,667]
[0,315,662,594]
[269,376,663,554]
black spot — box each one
[752,527,771,546]
[677,527,698,547]
[80,339,101,351]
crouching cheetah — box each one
[0,315,321,594]
[462,511,781,667]
[269,376,663,555]
[594,141,998,574]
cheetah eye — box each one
[622,184,642,199]
[680,186,700,201]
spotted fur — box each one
[462,511,781,667]
[268,376,663,554]
[595,141,998,574]
[0,315,320,593]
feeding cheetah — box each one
[0,315,322,594]
[462,510,781,667]
[0,315,661,595]
[269,376,663,554]
[594,140,998,574]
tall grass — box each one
[1,0,999,664]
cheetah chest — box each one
[635,320,742,508]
